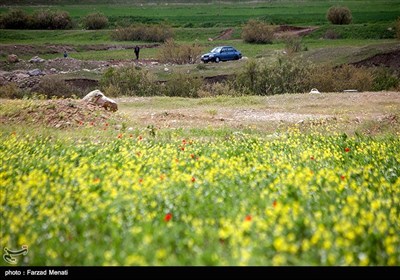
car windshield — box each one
[210,47,222,53]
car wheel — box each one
[215,57,220,63]
[235,55,239,60]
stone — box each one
[15,73,30,79]
[28,69,43,76]
[82,89,118,112]
[7,54,19,63]
[29,56,45,63]
[309,88,320,94]
[114,124,123,130]
[343,89,358,92]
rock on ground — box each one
[82,89,118,112]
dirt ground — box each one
[0,98,124,129]
[116,91,400,134]
[351,49,400,69]
[1,91,399,136]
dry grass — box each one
[1,91,398,137]
[116,91,400,135]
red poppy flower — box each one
[273,200,277,208]
[182,139,186,145]
[340,175,345,180]
[105,123,109,127]
[245,215,252,221]
[138,135,143,141]
[191,176,196,183]
[139,178,143,184]
[310,156,315,160]
[344,147,350,152]
[129,134,133,138]
[90,122,94,126]
[181,147,185,151]
[117,134,123,139]
[164,213,172,222]
[190,154,195,159]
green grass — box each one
[0,30,113,45]
[1,1,399,28]
[307,23,397,40]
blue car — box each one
[201,46,242,63]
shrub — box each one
[31,9,53,29]
[396,17,400,40]
[162,72,202,98]
[281,34,303,54]
[235,57,314,95]
[157,39,203,64]
[0,9,31,29]
[197,82,239,98]
[241,20,275,44]
[235,58,377,94]
[83,12,108,30]
[31,9,72,30]
[234,59,260,94]
[112,23,174,42]
[102,84,122,98]
[0,9,73,30]
[372,67,399,91]
[324,29,341,39]
[50,11,72,29]
[308,64,373,92]
[326,6,352,25]
[0,83,26,99]
[100,66,159,96]
[32,76,76,98]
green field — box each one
[1,0,399,27]
[0,0,398,66]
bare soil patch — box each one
[117,91,400,134]
[213,28,234,40]
[274,25,318,38]
[351,49,400,69]
[0,99,124,129]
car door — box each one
[227,47,235,60]
[220,47,229,61]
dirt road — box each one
[117,91,400,134]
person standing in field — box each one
[134,45,140,60]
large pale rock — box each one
[82,89,118,112]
